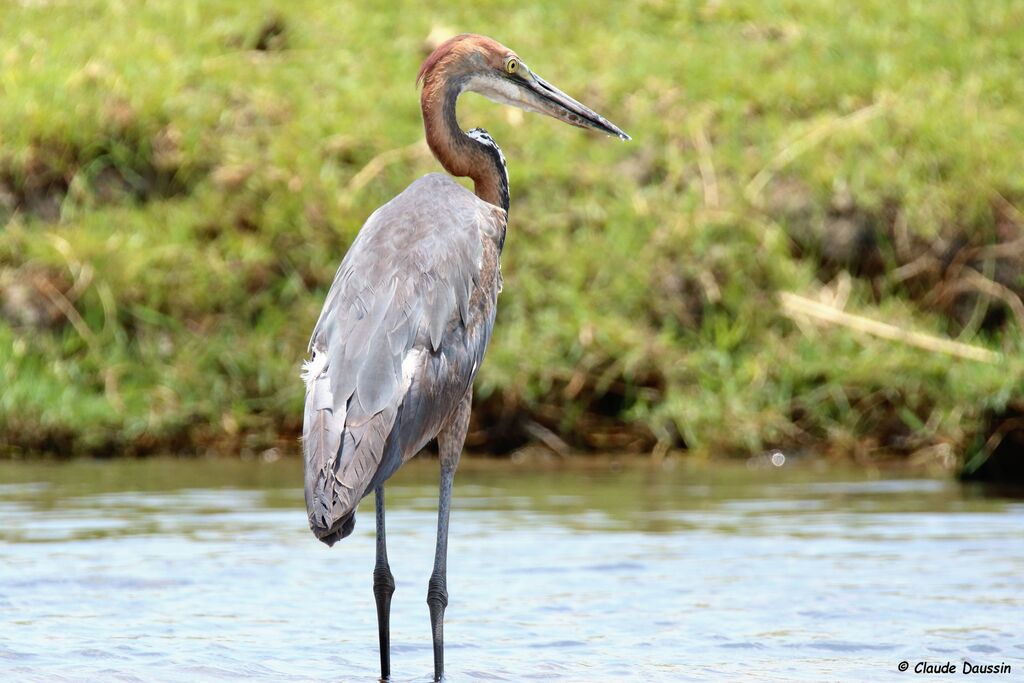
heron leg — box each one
[373,486,395,681]
[428,392,470,681]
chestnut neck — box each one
[421,77,510,215]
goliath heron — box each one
[301,33,628,680]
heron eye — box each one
[505,58,519,75]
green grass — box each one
[1,0,1022,464]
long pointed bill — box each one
[526,73,631,140]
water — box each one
[0,456,1022,682]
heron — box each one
[300,33,628,680]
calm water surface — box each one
[0,457,1022,682]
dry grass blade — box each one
[946,267,1024,329]
[33,277,96,349]
[522,419,571,457]
[689,117,719,209]
[745,101,886,205]
[975,238,1024,262]
[888,253,940,285]
[981,417,1024,459]
[340,141,430,207]
[779,291,1000,363]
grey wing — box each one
[302,174,505,545]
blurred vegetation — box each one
[1,1,1022,470]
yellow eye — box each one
[505,57,519,75]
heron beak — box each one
[520,71,631,141]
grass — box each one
[1,0,1022,467]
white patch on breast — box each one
[401,349,424,395]
[301,349,329,390]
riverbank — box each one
[1,2,1022,473]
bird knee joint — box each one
[373,566,395,596]
[426,577,448,608]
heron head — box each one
[418,34,630,141]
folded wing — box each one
[302,174,505,545]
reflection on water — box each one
[0,457,1022,682]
